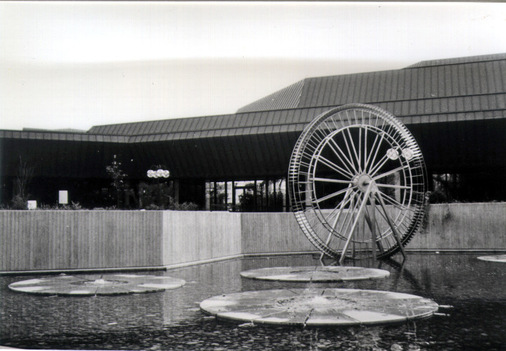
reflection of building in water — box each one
[1,283,168,339]
[380,254,505,301]
[1,53,505,209]
[161,259,244,325]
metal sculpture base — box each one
[335,183,408,265]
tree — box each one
[11,156,34,209]
[105,155,128,207]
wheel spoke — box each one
[324,185,354,245]
[358,126,363,172]
[311,177,352,185]
[373,193,402,232]
[372,164,410,181]
[365,131,387,174]
[363,125,368,172]
[327,137,357,176]
[339,127,360,174]
[326,186,358,224]
[374,191,407,259]
[368,152,392,177]
[313,187,350,204]
[376,183,411,190]
[336,190,361,235]
[315,154,354,179]
[339,184,372,264]
[364,128,380,171]
[345,127,362,173]
[376,190,415,213]
[373,200,394,226]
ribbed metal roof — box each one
[86,101,506,144]
[235,53,506,114]
[405,53,506,69]
[88,114,240,136]
[299,56,506,109]
[82,53,506,144]
[2,53,505,181]
[0,130,127,143]
[237,80,304,113]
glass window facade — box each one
[205,178,287,212]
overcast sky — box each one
[1,1,506,131]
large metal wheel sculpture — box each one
[288,104,427,262]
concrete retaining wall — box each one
[241,212,315,255]
[241,203,506,254]
[0,202,504,272]
[411,202,506,251]
[0,210,163,272]
[162,211,242,266]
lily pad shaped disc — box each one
[200,288,439,326]
[9,274,185,296]
[240,266,390,282]
[477,254,506,263]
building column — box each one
[173,179,180,204]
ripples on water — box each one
[1,253,505,350]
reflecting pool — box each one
[1,253,504,350]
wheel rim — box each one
[288,104,427,259]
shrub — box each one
[11,195,27,210]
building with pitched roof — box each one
[1,53,505,210]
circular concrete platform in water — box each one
[200,288,439,326]
[240,266,390,282]
[477,254,506,263]
[9,274,185,296]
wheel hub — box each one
[352,174,374,193]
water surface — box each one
[1,253,504,350]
